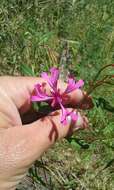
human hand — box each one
[0,76,93,190]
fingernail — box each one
[73,112,84,131]
[66,115,72,125]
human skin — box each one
[0,76,92,190]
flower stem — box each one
[93,64,114,81]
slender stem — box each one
[93,64,114,81]
[87,75,113,95]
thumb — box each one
[17,109,87,164]
[0,109,87,190]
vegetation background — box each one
[0,0,114,189]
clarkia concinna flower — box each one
[31,68,84,125]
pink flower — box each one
[31,68,84,125]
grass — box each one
[0,0,114,189]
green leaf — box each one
[70,139,81,150]
[32,102,39,112]
[38,32,53,45]
[67,137,89,149]
[21,64,35,76]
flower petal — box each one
[50,67,59,88]
[41,72,50,84]
[31,83,53,102]
[59,102,78,125]
[41,67,59,90]
[70,112,78,122]
[65,78,84,93]
[74,79,84,89]
[31,95,52,102]
[60,103,68,125]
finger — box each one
[0,109,88,185]
[78,91,94,109]
[0,83,22,126]
[0,76,86,113]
